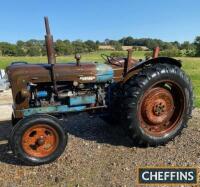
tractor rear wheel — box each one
[9,114,67,165]
[122,63,193,146]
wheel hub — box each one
[21,124,59,158]
[37,136,45,146]
[141,87,174,125]
[153,100,166,116]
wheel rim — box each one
[139,81,185,137]
[21,124,59,158]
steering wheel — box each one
[101,54,123,67]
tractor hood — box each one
[7,62,122,85]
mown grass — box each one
[0,51,199,107]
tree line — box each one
[0,36,200,57]
[0,39,99,57]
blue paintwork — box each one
[70,95,96,106]
[22,105,86,117]
[36,91,48,98]
[96,64,113,82]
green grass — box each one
[0,50,146,69]
[180,57,200,107]
[0,51,145,69]
[0,51,199,107]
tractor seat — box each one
[109,57,138,68]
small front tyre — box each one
[9,114,68,165]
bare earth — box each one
[0,90,200,186]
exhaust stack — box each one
[44,17,56,64]
[44,17,58,94]
[153,47,160,58]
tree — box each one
[16,47,26,56]
[104,39,110,45]
[181,41,192,50]
[120,36,134,46]
[96,40,100,45]
[85,40,98,52]
[72,40,87,53]
[55,40,67,55]
[194,36,200,56]
[109,40,122,50]
[171,41,181,49]
[0,42,17,56]
[159,46,181,57]
[17,40,25,47]
[25,40,43,56]
[27,46,41,56]
[16,40,26,56]
[63,40,73,55]
[113,43,122,51]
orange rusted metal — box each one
[44,17,56,65]
[21,124,59,158]
[152,47,160,58]
[138,81,185,137]
[141,87,174,125]
[123,49,133,76]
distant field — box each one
[0,51,146,69]
[0,51,199,107]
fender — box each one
[123,57,182,83]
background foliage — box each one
[0,36,200,57]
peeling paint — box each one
[69,95,96,106]
[96,64,113,82]
[22,105,86,116]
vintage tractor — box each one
[6,17,193,165]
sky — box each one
[0,0,199,43]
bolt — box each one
[37,136,45,146]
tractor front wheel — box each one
[9,114,67,165]
[123,63,193,146]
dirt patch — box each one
[0,90,200,186]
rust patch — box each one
[21,124,59,158]
[138,81,185,137]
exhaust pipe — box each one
[44,17,56,64]
[152,47,160,58]
[44,17,58,94]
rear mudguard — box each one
[123,57,182,83]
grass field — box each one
[181,57,200,107]
[0,51,199,107]
[0,51,146,69]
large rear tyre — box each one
[9,114,67,165]
[122,63,193,146]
